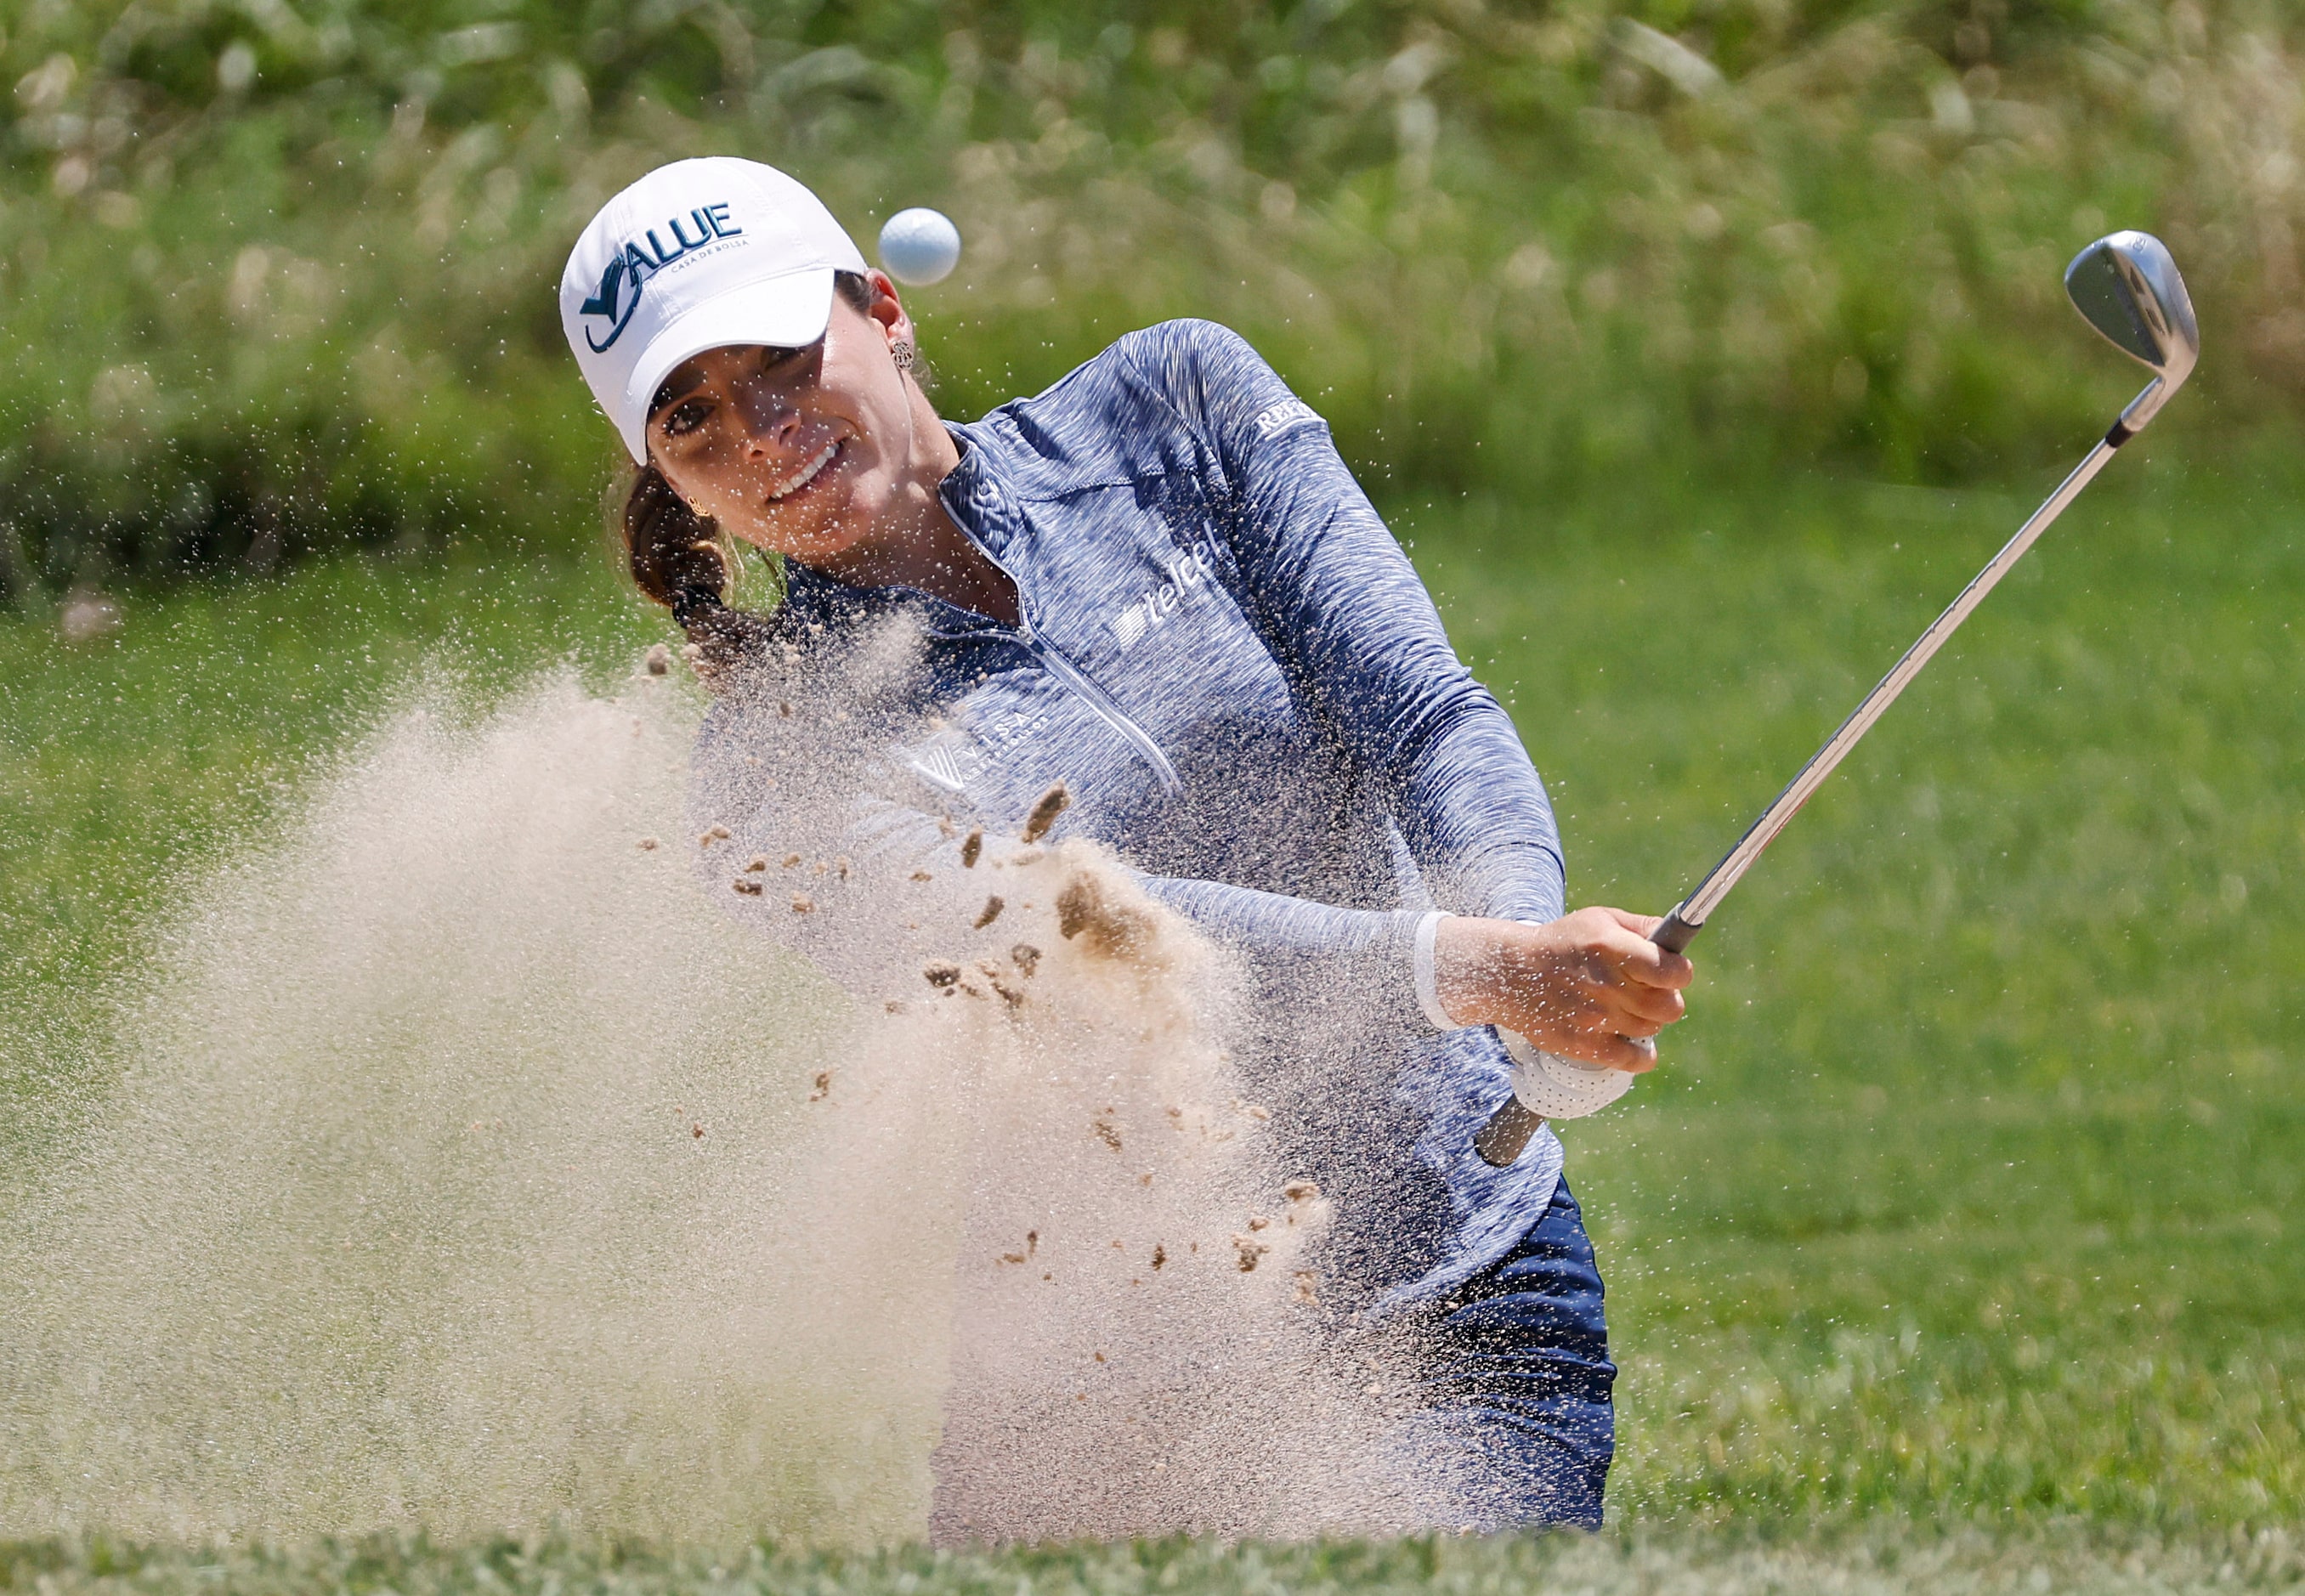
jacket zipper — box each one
[955,528,1184,797]
[1032,639,1182,794]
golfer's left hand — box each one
[1431,907,1694,1072]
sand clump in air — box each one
[0,631,1444,1548]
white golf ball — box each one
[878,207,961,286]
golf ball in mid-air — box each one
[878,207,961,286]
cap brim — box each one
[615,266,839,463]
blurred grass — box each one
[3,455,2298,1544]
[8,0,2305,586]
[5,1520,2305,1596]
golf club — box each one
[1475,230,2200,1168]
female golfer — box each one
[560,158,1692,1530]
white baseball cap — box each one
[560,157,869,464]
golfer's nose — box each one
[734,383,801,455]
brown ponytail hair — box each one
[618,463,777,679]
[617,269,906,682]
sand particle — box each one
[743,856,769,873]
[1056,870,1154,957]
[809,1070,832,1102]
[637,837,660,851]
[733,879,764,897]
[973,894,1005,929]
[1010,942,1041,976]
[790,894,814,914]
[643,643,671,676]
[982,963,1028,1010]
[923,959,963,988]
[699,824,732,847]
[960,828,983,868]
[1020,781,1072,843]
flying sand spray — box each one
[0,653,1451,1546]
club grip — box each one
[1650,907,1702,954]
[1471,1098,1546,1168]
[1470,906,1708,1168]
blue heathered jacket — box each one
[692,319,1571,1310]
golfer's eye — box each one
[658,399,713,439]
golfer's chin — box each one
[742,498,872,569]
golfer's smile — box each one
[764,438,843,506]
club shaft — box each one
[1475,417,2140,1171]
[1672,433,2124,931]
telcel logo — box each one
[1113,542,1217,649]
[578,202,744,353]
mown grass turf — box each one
[4,1521,2303,1596]
[1,462,2298,1571]
[1407,452,2303,1532]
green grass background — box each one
[6,0,2305,1583]
[4,452,2298,1585]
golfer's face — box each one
[645,296,911,564]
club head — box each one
[2064,232,2199,429]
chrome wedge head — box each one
[2064,231,2200,432]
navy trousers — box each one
[1402,1177,1617,1529]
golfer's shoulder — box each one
[1032,320,1316,463]
[1102,319,1290,414]
[978,321,1276,485]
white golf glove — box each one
[1498,1029,1640,1119]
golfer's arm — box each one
[1132,874,1429,1027]
[857,795,1436,1029]
[1138,321,1567,929]
[696,779,1434,1029]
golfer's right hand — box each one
[1432,908,1695,1072]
